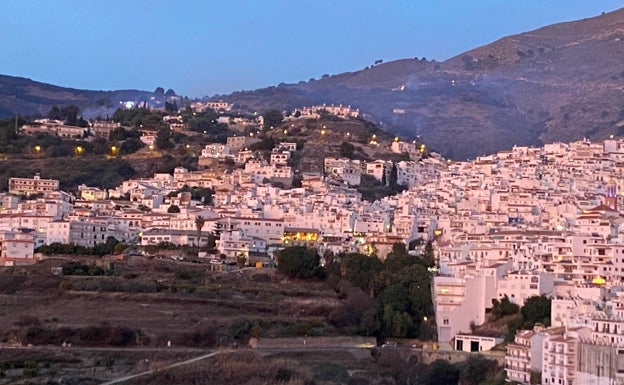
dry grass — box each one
[127,351,310,385]
[0,258,341,349]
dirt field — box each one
[0,257,342,347]
[0,256,408,384]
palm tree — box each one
[194,215,206,246]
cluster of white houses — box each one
[8,135,624,382]
[291,104,360,119]
[20,119,122,139]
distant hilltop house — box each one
[292,104,359,119]
[191,100,233,113]
[21,119,87,138]
[391,140,425,160]
[163,115,184,131]
[90,121,121,138]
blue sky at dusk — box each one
[1,0,622,97]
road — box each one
[99,349,233,385]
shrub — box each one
[314,362,349,382]
[14,315,41,327]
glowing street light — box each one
[110,146,118,155]
[74,146,83,155]
[283,129,288,135]
[34,145,41,153]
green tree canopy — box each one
[155,127,173,150]
[521,295,551,328]
[277,246,322,279]
[340,252,384,292]
[339,141,355,158]
[422,359,460,385]
[262,110,283,131]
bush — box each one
[62,261,108,276]
[491,295,519,320]
[314,362,349,382]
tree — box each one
[388,163,398,190]
[340,252,384,292]
[167,205,180,213]
[154,87,165,95]
[165,101,178,112]
[277,246,322,278]
[457,355,500,385]
[262,110,283,131]
[521,295,551,328]
[236,254,247,269]
[48,106,61,120]
[422,359,459,385]
[60,105,82,126]
[491,295,520,320]
[194,215,206,246]
[339,141,355,158]
[155,127,173,150]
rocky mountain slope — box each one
[221,8,624,159]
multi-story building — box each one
[226,136,260,150]
[324,158,362,186]
[91,121,121,137]
[293,104,359,118]
[0,230,36,266]
[542,328,584,385]
[8,174,59,195]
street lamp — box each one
[110,146,117,156]
[34,145,41,153]
[74,146,83,155]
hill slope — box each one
[221,8,624,159]
[2,8,623,159]
[0,74,157,119]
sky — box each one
[1,0,623,98]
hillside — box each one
[2,8,623,159]
[219,8,624,159]
[0,74,159,119]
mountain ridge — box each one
[2,7,624,159]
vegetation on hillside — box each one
[36,237,122,257]
[276,242,436,340]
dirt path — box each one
[99,349,233,384]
